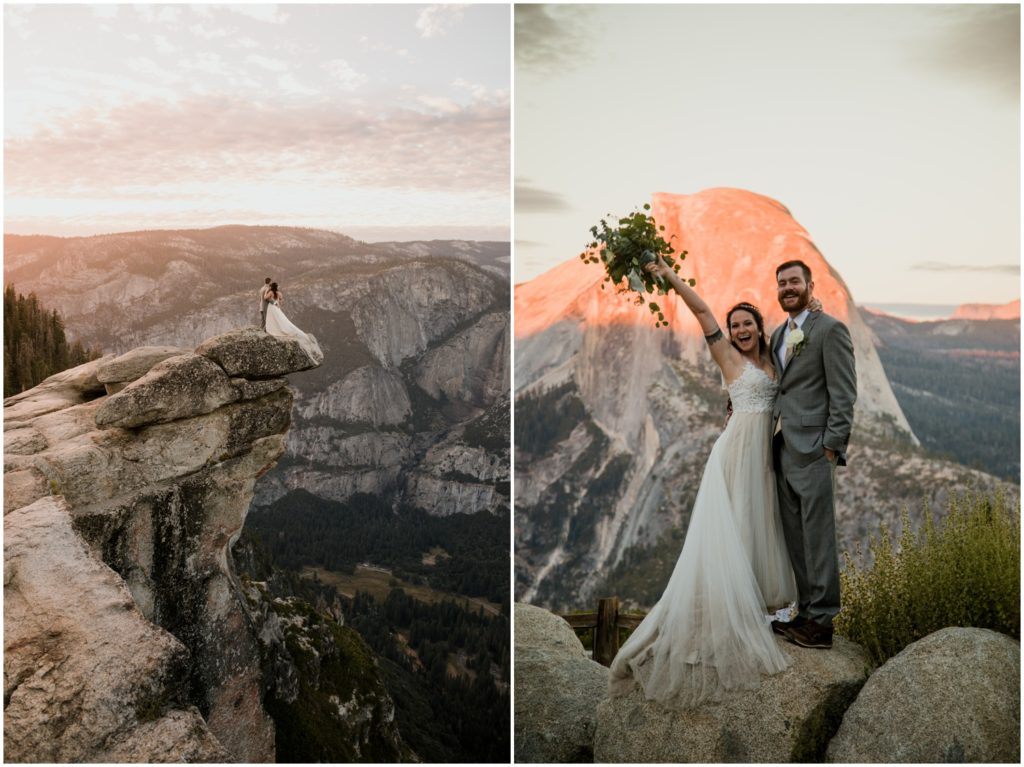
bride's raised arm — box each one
[644,257,745,381]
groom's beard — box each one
[779,287,810,314]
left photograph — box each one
[4,4,510,764]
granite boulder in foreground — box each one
[514,602,609,763]
[594,634,873,763]
[827,627,1020,763]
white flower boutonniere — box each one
[785,328,806,357]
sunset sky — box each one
[515,4,1020,307]
[4,3,510,241]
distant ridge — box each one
[952,298,1020,321]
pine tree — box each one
[2,284,102,397]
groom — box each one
[770,260,857,650]
[259,277,272,331]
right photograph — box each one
[513,4,1020,764]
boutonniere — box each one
[785,328,806,357]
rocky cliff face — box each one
[514,188,1015,608]
[4,227,510,519]
[3,329,406,762]
[951,298,1020,321]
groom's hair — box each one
[776,260,811,282]
[265,277,272,284]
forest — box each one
[236,528,510,762]
[3,284,101,396]
[247,489,509,605]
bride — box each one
[264,282,319,360]
[608,257,814,707]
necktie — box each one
[783,318,798,368]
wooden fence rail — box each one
[558,597,645,667]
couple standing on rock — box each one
[257,276,319,360]
[609,258,857,707]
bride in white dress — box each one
[264,282,320,360]
[608,257,809,707]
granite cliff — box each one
[3,329,407,762]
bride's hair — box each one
[726,302,769,358]
[270,282,279,296]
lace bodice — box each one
[726,362,777,414]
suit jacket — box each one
[770,311,857,467]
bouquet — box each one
[580,203,695,328]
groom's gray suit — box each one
[770,311,856,628]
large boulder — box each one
[827,627,1020,763]
[96,346,188,388]
[196,327,323,377]
[94,354,238,429]
[514,603,609,763]
[595,636,873,763]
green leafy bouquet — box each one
[579,203,694,328]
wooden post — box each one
[594,597,620,666]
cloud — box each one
[153,35,177,54]
[417,95,461,114]
[911,262,1020,274]
[224,5,289,25]
[417,5,466,38]
[247,54,289,73]
[359,35,415,62]
[515,5,599,75]
[91,6,118,20]
[911,5,1020,100]
[5,5,36,39]
[190,23,232,41]
[323,59,368,91]
[135,5,182,26]
[4,93,509,197]
[277,74,319,96]
[516,180,572,212]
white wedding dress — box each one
[608,361,797,707]
[265,301,319,360]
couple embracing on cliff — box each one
[256,277,319,360]
[609,258,857,707]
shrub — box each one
[835,490,1020,666]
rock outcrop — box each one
[827,627,1020,763]
[514,603,609,763]
[594,634,873,763]
[3,330,323,762]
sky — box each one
[4,3,510,241]
[515,4,1020,306]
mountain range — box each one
[4,226,510,519]
[514,188,1017,610]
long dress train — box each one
[265,301,320,362]
[608,362,797,706]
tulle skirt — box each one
[265,303,318,359]
[608,410,797,706]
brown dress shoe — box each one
[771,614,808,637]
[787,620,833,649]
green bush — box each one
[835,490,1020,666]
